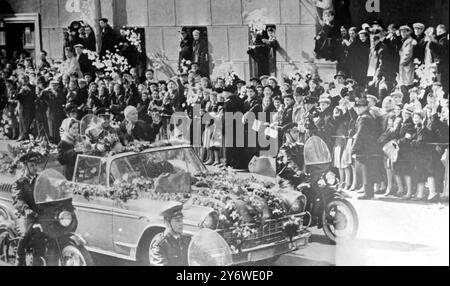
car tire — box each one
[136,228,164,266]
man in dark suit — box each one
[17,75,36,141]
[352,97,382,200]
[99,18,116,58]
[179,27,193,72]
[192,30,209,77]
[222,85,246,169]
[412,23,426,64]
[74,44,93,76]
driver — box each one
[149,203,191,266]
[11,152,46,266]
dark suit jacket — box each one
[352,110,381,157]
[118,120,162,144]
[57,139,80,180]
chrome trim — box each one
[237,231,311,254]
[85,246,136,262]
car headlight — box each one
[325,171,338,186]
[201,212,219,230]
[58,211,73,227]
[290,195,306,214]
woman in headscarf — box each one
[57,118,83,180]
[118,106,162,145]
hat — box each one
[358,30,369,36]
[413,23,425,29]
[334,71,346,79]
[50,79,59,85]
[319,97,331,104]
[303,96,318,104]
[250,77,260,82]
[390,90,403,98]
[432,81,443,87]
[260,75,270,81]
[73,44,84,49]
[283,92,294,100]
[19,152,46,164]
[95,108,112,117]
[366,94,378,103]
[160,203,184,220]
[371,19,384,26]
[235,79,246,86]
[268,76,278,83]
[355,98,369,107]
[223,85,236,94]
[399,25,412,32]
[362,23,371,30]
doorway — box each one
[181,26,209,77]
[0,13,41,66]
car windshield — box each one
[109,147,207,187]
[34,169,72,204]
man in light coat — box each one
[398,25,417,104]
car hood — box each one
[120,198,215,227]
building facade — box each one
[0,0,448,82]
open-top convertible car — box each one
[0,141,311,265]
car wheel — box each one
[136,229,164,266]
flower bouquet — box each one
[120,27,143,53]
[210,60,238,87]
[148,51,178,78]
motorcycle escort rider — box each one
[150,203,191,266]
[11,152,46,266]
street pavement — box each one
[276,194,449,266]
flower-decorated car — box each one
[0,140,311,265]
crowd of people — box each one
[0,17,449,204]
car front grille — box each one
[0,184,12,194]
[220,214,305,250]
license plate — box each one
[248,248,275,262]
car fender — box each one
[60,233,88,247]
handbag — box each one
[383,140,399,163]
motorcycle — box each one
[295,172,359,244]
[277,134,359,244]
[0,169,93,266]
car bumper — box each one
[232,230,311,265]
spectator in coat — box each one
[398,25,417,103]
[412,23,427,64]
[192,30,209,77]
[353,30,370,87]
[179,27,193,72]
[352,97,382,200]
[393,104,415,198]
[61,47,83,79]
[45,80,67,143]
[99,18,116,58]
[74,44,93,76]
[83,25,97,52]
[57,118,82,180]
[16,75,36,141]
[222,85,245,169]
[429,25,449,95]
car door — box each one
[72,155,114,253]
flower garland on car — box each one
[0,135,57,174]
